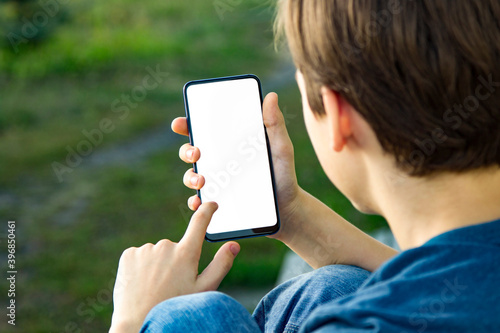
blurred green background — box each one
[0,0,387,331]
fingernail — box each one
[190,176,198,186]
[186,149,193,160]
[230,244,240,256]
[187,196,193,206]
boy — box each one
[110,1,500,332]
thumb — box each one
[263,92,287,134]
[197,242,240,291]
[263,92,294,157]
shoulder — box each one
[302,234,500,332]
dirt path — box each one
[84,63,296,171]
[2,63,296,240]
[0,63,296,313]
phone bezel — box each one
[183,74,281,242]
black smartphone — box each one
[183,74,280,242]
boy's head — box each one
[276,0,500,212]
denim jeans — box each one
[140,265,371,333]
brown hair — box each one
[276,0,500,175]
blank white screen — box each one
[186,77,277,234]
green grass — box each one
[0,0,276,186]
[0,1,387,331]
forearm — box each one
[278,188,398,271]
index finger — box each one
[171,117,189,136]
[179,202,218,254]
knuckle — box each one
[221,254,234,271]
[121,247,136,258]
[183,169,193,185]
[188,196,196,210]
[178,143,191,159]
[139,243,154,252]
[222,260,233,273]
[195,209,209,220]
[156,239,174,249]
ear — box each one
[321,87,353,152]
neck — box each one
[374,166,500,250]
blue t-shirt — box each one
[302,219,500,332]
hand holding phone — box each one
[182,74,280,241]
[174,91,301,243]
